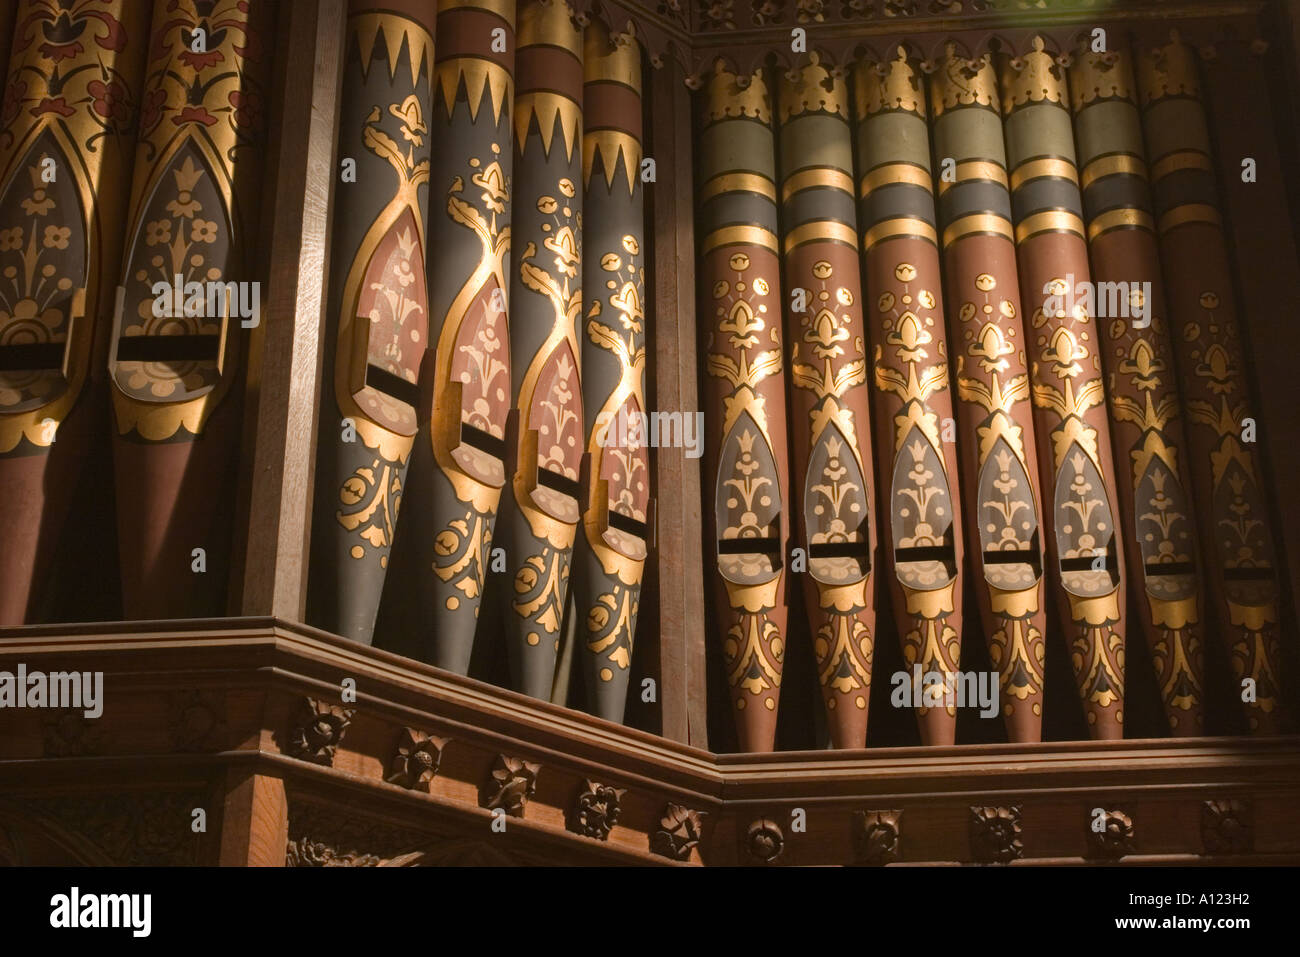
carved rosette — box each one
[43,709,107,758]
[651,803,706,861]
[567,779,626,840]
[778,54,877,750]
[395,0,516,674]
[497,0,587,700]
[109,0,272,619]
[969,804,1023,863]
[698,62,791,753]
[480,754,541,817]
[1201,798,1252,856]
[1000,36,1126,739]
[0,0,150,626]
[308,4,435,645]
[745,816,785,863]
[1137,34,1285,735]
[854,809,903,865]
[1070,45,1205,736]
[572,19,651,724]
[1087,808,1134,860]
[286,698,354,766]
[386,728,448,792]
[168,689,226,752]
[929,45,1047,742]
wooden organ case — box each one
[1,0,1300,867]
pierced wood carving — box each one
[970,805,1023,863]
[286,697,354,766]
[651,803,706,861]
[480,755,541,817]
[1202,799,1253,856]
[386,728,449,792]
[854,809,903,866]
[567,779,626,841]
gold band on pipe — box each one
[780,167,854,201]
[941,212,1014,247]
[1009,157,1079,191]
[857,163,931,199]
[699,172,777,203]
[701,224,780,254]
[784,220,858,252]
[1080,153,1148,191]
[862,216,938,250]
[1014,209,1085,243]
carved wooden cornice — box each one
[579,0,1271,82]
[2,619,1299,865]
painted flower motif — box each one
[178,23,227,71]
[42,226,70,250]
[0,228,23,252]
[88,79,132,125]
[37,11,87,63]
[1,79,28,129]
[471,161,507,214]
[139,87,168,136]
[145,219,173,246]
[392,257,416,289]
[230,89,263,130]
[1044,327,1087,378]
[21,187,54,217]
[190,219,218,243]
[30,97,75,118]
[388,95,425,145]
[174,106,218,127]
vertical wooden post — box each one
[218,769,288,867]
[647,59,707,747]
[234,0,347,620]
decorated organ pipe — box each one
[496,0,585,699]
[999,38,1127,738]
[928,46,1048,742]
[307,2,435,645]
[1070,45,1206,735]
[0,0,149,625]
[394,0,515,671]
[572,21,649,722]
[1137,35,1286,733]
[777,54,877,750]
[698,62,791,753]
[108,0,271,618]
[854,50,966,746]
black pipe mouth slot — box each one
[895,544,954,564]
[809,540,870,559]
[1145,561,1196,577]
[116,334,220,363]
[718,536,780,555]
[0,341,64,372]
[460,421,506,459]
[1060,553,1115,573]
[984,549,1037,565]
[608,509,647,540]
[365,363,420,408]
[538,466,581,502]
[1223,566,1275,582]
